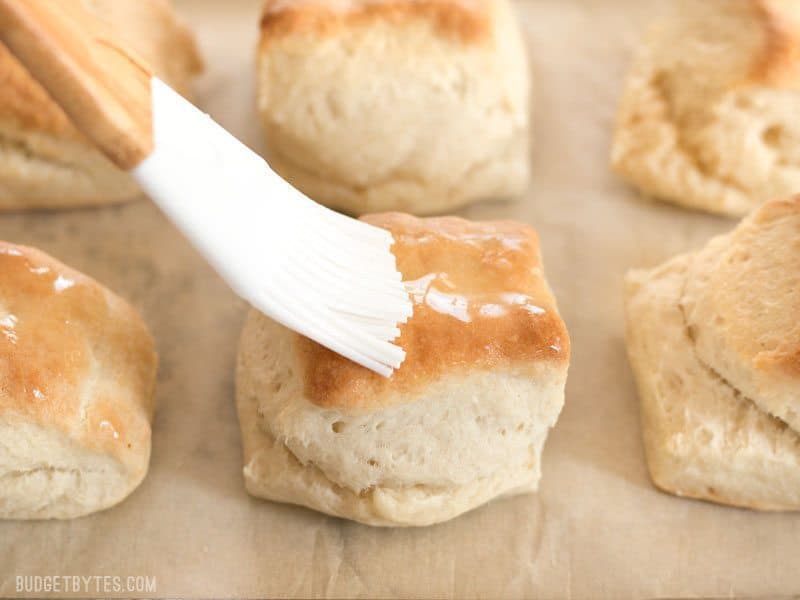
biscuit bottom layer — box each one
[0,126,138,210]
[242,431,541,527]
[260,131,528,217]
[0,419,141,519]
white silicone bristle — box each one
[132,78,412,376]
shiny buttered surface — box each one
[300,213,570,409]
[0,242,157,519]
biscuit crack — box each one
[273,432,489,497]
[676,266,795,436]
[0,464,105,480]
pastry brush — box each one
[0,0,412,376]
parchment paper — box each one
[2,1,800,598]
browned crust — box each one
[750,0,800,86]
[260,0,492,43]
[750,191,800,221]
[298,213,570,410]
[0,242,157,470]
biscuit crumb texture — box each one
[0,421,135,519]
[612,0,800,216]
[236,315,565,526]
[257,0,530,215]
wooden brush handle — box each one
[0,0,153,169]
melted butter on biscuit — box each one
[298,213,570,410]
[0,245,93,407]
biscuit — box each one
[625,196,800,509]
[612,0,800,216]
[0,243,158,518]
[257,0,530,215]
[236,213,570,525]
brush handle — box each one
[0,0,153,169]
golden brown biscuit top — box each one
[299,213,570,410]
[657,0,800,90]
[260,0,491,43]
[691,195,800,377]
[0,243,157,466]
[752,0,800,85]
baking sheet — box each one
[2,0,800,597]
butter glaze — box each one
[0,244,93,409]
[299,213,570,410]
[0,242,157,462]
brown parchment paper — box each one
[2,0,800,598]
